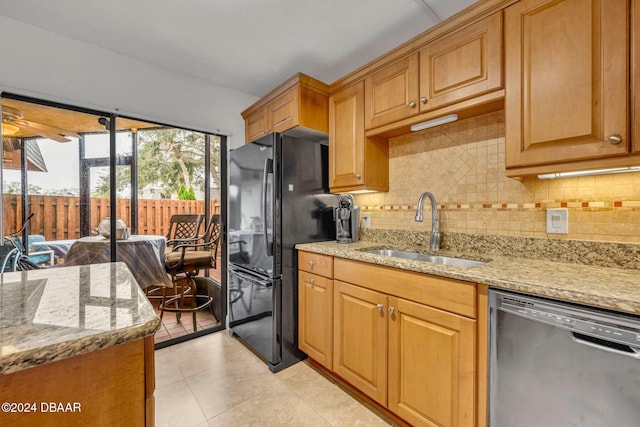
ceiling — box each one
[0,0,477,97]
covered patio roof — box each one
[1,97,162,172]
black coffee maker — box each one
[335,194,360,244]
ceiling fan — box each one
[2,105,81,143]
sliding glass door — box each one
[1,93,227,346]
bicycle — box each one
[1,213,42,272]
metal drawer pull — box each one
[309,277,315,285]
[608,134,623,145]
[420,97,428,104]
[388,306,395,314]
[408,101,416,108]
[376,304,384,311]
[308,261,314,268]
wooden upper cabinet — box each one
[241,73,328,143]
[419,13,503,113]
[329,82,389,193]
[365,53,420,130]
[245,106,269,143]
[505,0,629,170]
[270,86,299,134]
[363,12,503,131]
[330,83,365,189]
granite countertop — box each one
[296,240,640,316]
[0,262,160,375]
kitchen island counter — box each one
[0,262,160,427]
[297,240,640,316]
[0,262,160,375]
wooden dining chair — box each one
[161,214,221,331]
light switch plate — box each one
[546,208,568,234]
[362,213,371,228]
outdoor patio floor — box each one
[151,261,223,344]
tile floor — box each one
[154,331,393,426]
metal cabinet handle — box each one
[388,306,395,314]
[308,261,314,268]
[420,97,428,104]
[376,304,384,311]
[309,277,315,285]
[408,101,417,108]
[608,134,623,145]
[356,173,362,180]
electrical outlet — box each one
[546,208,568,234]
[362,213,371,228]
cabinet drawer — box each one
[298,251,333,278]
[334,258,476,318]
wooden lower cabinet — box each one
[0,336,155,427]
[333,280,388,405]
[388,296,476,427]
[300,255,481,426]
[298,271,334,369]
[332,280,476,426]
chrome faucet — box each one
[415,192,440,251]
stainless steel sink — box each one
[363,249,485,267]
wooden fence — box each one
[3,194,220,240]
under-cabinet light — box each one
[410,114,458,132]
[538,166,640,179]
[348,189,377,194]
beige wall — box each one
[354,111,640,243]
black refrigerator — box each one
[228,132,337,372]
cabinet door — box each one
[419,13,502,112]
[333,280,387,405]
[329,82,365,189]
[365,53,419,129]
[270,87,299,134]
[388,297,476,427]
[505,0,629,168]
[633,0,640,154]
[245,106,269,143]
[298,271,333,369]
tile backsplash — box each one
[354,110,640,243]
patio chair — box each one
[17,235,54,267]
[165,214,204,249]
[161,214,221,331]
[146,213,204,302]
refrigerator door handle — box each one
[262,157,274,256]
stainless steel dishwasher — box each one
[489,289,640,427]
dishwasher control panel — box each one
[499,295,640,347]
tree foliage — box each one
[178,184,196,200]
[92,128,220,198]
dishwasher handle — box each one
[571,332,640,359]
